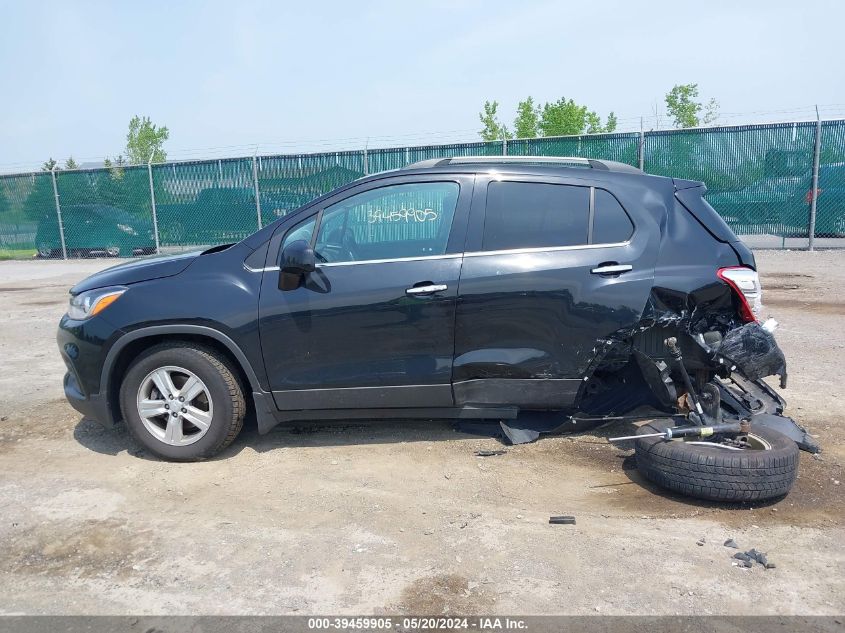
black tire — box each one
[119,342,245,461]
[635,418,799,502]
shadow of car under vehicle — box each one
[72,416,465,462]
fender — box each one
[100,324,278,431]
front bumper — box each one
[63,369,114,428]
[57,313,124,428]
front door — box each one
[453,175,659,409]
[259,176,472,411]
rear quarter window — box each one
[592,189,634,243]
[677,187,738,243]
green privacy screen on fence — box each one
[2,119,844,259]
[647,122,819,238]
[0,172,58,256]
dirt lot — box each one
[0,251,843,615]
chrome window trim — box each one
[244,264,280,273]
[317,253,461,268]
[463,241,630,258]
[248,242,631,271]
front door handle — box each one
[591,264,633,275]
[405,283,448,296]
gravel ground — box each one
[0,251,842,615]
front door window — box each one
[314,182,460,263]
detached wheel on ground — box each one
[634,418,799,501]
[119,342,245,461]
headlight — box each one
[67,286,126,320]
[117,223,137,235]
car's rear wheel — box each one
[119,342,245,461]
[634,418,799,501]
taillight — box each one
[717,266,762,323]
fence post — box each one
[638,118,645,171]
[50,166,67,260]
[252,152,263,230]
[808,106,822,252]
[147,153,161,255]
[502,132,508,156]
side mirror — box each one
[279,239,316,291]
[281,239,316,274]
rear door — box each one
[258,175,473,411]
[453,173,659,409]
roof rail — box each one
[403,155,642,174]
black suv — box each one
[58,157,816,500]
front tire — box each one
[119,343,245,461]
[635,418,799,501]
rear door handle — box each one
[405,284,448,296]
[590,264,633,275]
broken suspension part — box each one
[608,421,744,443]
[665,336,705,419]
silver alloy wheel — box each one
[683,432,773,451]
[136,365,214,446]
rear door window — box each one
[482,182,590,251]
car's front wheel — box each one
[119,342,245,461]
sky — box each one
[1,0,844,172]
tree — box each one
[125,115,169,164]
[41,158,58,172]
[478,101,511,141]
[664,84,720,128]
[103,155,126,180]
[586,110,617,134]
[65,156,78,170]
[538,98,616,137]
[702,98,719,126]
[514,97,540,138]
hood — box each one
[70,249,202,295]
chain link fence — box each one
[2,119,844,259]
